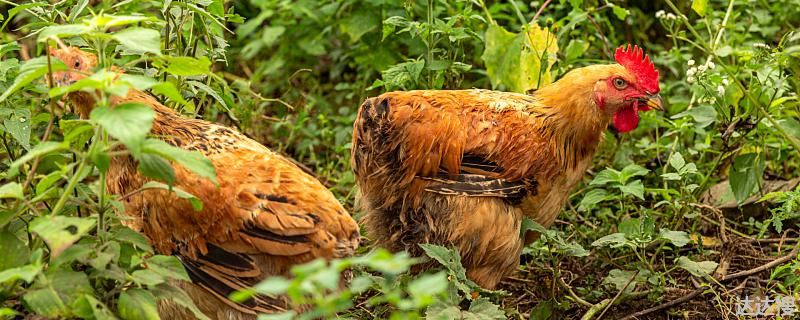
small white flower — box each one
[656,10,665,18]
[687,67,696,76]
[722,79,729,85]
[717,85,725,95]
[687,76,696,84]
[697,65,707,72]
[753,43,770,49]
[708,61,716,69]
[687,59,695,66]
[666,13,677,20]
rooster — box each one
[352,44,662,289]
[50,46,360,319]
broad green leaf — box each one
[0,227,30,270]
[0,264,41,284]
[676,256,718,277]
[0,182,23,199]
[4,108,31,149]
[602,269,637,292]
[146,255,190,282]
[72,294,116,320]
[590,168,620,186]
[23,269,93,317]
[729,153,765,204]
[37,24,92,41]
[564,39,589,61]
[29,216,96,257]
[669,152,686,171]
[579,189,608,211]
[661,172,682,180]
[419,244,477,294]
[161,56,211,76]
[137,154,176,185]
[151,82,190,107]
[671,105,716,128]
[591,233,628,248]
[131,269,166,286]
[91,103,155,156]
[341,9,379,42]
[691,0,708,17]
[260,26,286,46]
[10,141,68,172]
[250,277,292,296]
[618,180,645,200]
[1,3,48,32]
[141,181,203,211]
[188,80,230,113]
[620,164,649,183]
[611,5,630,20]
[520,217,549,237]
[112,27,161,54]
[118,289,160,320]
[89,14,157,29]
[408,273,448,305]
[658,229,691,247]
[142,139,217,184]
[113,227,154,253]
[466,298,506,319]
[482,22,557,92]
[0,56,67,102]
[22,286,68,317]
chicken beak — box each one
[640,94,664,111]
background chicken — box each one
[51,47,360,319]
[352,44,662,289]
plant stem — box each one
[50,150,90,216]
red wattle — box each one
[613,103,640,133]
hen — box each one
[51,46,360,319]
[352,44,662,289]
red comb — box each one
[615,44,660,94]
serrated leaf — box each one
[669,152,686,171]
[9,141,68,172]
[0,56,66,102]
[4,108,31,149]
[590,168,620,186]
[579,188,608,211]
[591,233,628,248]
[618,180,645,200]
[146,255,190,282]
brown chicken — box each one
[50,47,360,319]
[352,44,662,289]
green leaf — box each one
[408,272,448,306]
[118,289,160,320]
[591,233,628,248]
[131,269,166,286]
[9,141,68,172]
[671,105,716,128]
[341,9,379,43]
[142,139,217,185]
[0,182,23,199]
[669,152,686,171]
[0,56,67,102]
[620,164,649,183]
[4,108,31,149]
[112,27,161,54]
[602,269,637,292]
[691,0,708,17]
[113,227,154,253]
[611,6,630,20]
[91,103,155,156]
[29,216,96,257]
[618,180,645,200]
[0,227,30,270]
[482,22,558,92]
[72,294,116,320]
[146,255,190,282]
[151,82,190,107]
[90,14,157,29]
[0,264,41,284]
[260,26,286,46]
[579,189,608,211]
[466,298,506,319]
[658,229,691,247]
[137,154,176,185]
[590,168,620,186]
[141,181,203,211]
[729,153,765,204]
[37,24,92,41]
[24,269,93,317]
[161,56,211,76]
[676,256,718,277]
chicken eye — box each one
[613,78,627,89]
[74,60,81,68]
